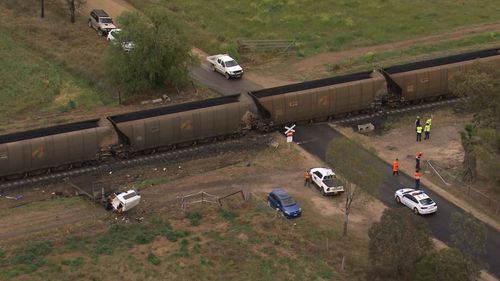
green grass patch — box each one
[218,208,239,222]
[185,211,203,226]
[139,176,170,188]
[61,256,84,267]
[131,0,500,56]
[147,253,161,265]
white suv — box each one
[88,9,116,36]
[395,188,437,215]
[310,168,344,195]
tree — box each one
[368,208,433,280]
[325,138,384,237]
[105,8,191,95]
[460,124,478,182]
[414,248,480,281]
[449,212,487,262]
[451,63,500,185]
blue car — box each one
[267,188,302,218]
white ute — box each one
[110,190,141,213]
[310,168,344,195]
[206,54,244,79]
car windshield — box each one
[280,196,296,207]
[419,198,434,205]
[225,60,238,67]
[323,175,337,187]
[101,18,113,23]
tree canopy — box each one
[368,208,433,280]
[105,8,191,94]
[414,248,479,281]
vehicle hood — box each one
[100,23,116,29]
[283,204,301,214]
[226,65,243,72]
[396,188,414,195]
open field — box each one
[128,0,500,56]
[0,135,385,281]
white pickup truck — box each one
[206,54,244,79]
[310,168,344,196]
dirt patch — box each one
[81,0,135,17]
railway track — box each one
[0,97,462,192]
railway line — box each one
[0,97,461,192]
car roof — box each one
[219,55,234,62]
[311,167,334,175]
[271,188,291,199]
[403,189,431,200]
[93,9,110,17]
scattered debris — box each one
[5,194,23,200]
[357,123,375,133]
[269,140,279,148]
[152,98,163,104]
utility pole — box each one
[41,0,45,18]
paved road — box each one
[189,60,262,96]
[293,123,500,278]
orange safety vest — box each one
[392,161,399,171]
[304,171,311,179]
[415,171,421,180]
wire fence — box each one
[425,160,500,216]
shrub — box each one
[147,253,161,265]
[185,211,203,226]
[219,208,239,222]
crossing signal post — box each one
[284,124,296,149]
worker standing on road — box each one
[304,171,311,187]
[426,115,432,127]
[415,152,422,170]
[415,170,421,190]
[392,158,399,176]
[424,122,431,140]
[416,124,423,142]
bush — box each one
[219,208,239,222]
[134,232,156,245]
[185,211,203,226]
[147,253,161,265]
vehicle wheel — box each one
[322,190,327,196]
[97,29,104,36]
[413,208,419,215]
[225,72,230,80]
[395,196,400,203]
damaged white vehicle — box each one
[109,190,141,213]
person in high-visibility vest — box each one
[304,171,311,187]
[392,158,399,176]
[415,170,421,190]
[426,116,432,127]
[416,125,423,142]
[424,122,431,140]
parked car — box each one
[310,168,344,195]
[267,188,301,218]
[88,9,116,36]
[107,29,135,52]
[395,188,437,215]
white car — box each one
[206,54,244,79]
[310,168,344,195]
[395,188,437,215]
[107,29,135,52]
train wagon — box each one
[382,48,500,102]
[248,71,385,127]
[107,94,252,153]
[0,119,112,178]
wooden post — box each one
[41,0,45,18]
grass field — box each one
[0,199,367,281]
[129,0,500,56]
[0,32,109,132]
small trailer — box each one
[206,54,244,79]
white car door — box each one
[402,194,415,209]
[216,59,224,73]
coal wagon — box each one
[381,48,500,102]
[0,119,112,178]
[249,71,385,127]
[107,94,252,153]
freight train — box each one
[1,48,499,179]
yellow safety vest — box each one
[416,126,423,133]
[424,125,430,132]
[426,118,432,126]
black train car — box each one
[381,48,500,102]
[0,119,112,178]
[248,71,385,127]
[107,94,252,153]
